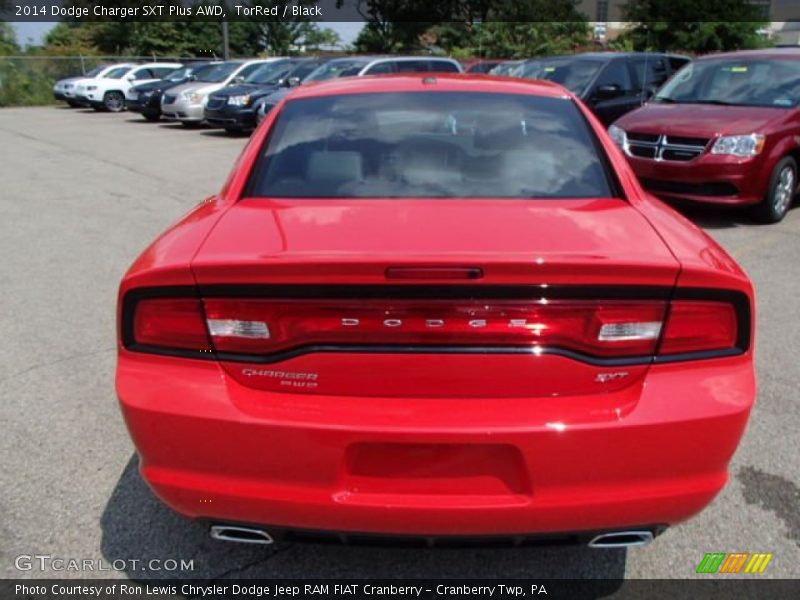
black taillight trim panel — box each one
[120,284,750,365]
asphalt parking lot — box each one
[1,106,798,581]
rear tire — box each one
[143,111,161,122]
[224,125,244,135]
[66,100,80,108]
[752,157,796,224]
[103,91,126,113]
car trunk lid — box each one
[190,197,680,398]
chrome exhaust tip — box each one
[588,530,654,548]
[210,525,274,545]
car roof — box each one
[526,52,685,63]
[695,48,800,61]
[286,73,571,101]
[367,56,460,62]
[325,56,378,64]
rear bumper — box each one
[628,155,767,207]
[117,351,755,536]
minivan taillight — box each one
[658,300,738,356]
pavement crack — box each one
[0,125,187,204]
[0,346,115,385]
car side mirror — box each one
[188,74,197,82]
[287,77,301,87]
[594,84,623,100]
[233,76,245,84]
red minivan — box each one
[610,49,800,223]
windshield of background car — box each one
[245,60,293,84]
[184,64,217,82]
[85,66,104,77]
[520,59,604,94]
[490,61,525,77]
[103,67,132,79]
[164,67,192,81]
[195,62,242,83]
[247,92,612,199]
[303,60,368,82]
[290,61,327,81]
[656,58,800,108]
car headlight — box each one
[711,134,765,158]
[65,83,73,89]
[608,124,628,150]
[227,95,251,107]
[183,92,204,104]
[87,85,97,91]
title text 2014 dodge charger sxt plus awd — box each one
[117,76,755,547]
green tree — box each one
[350,0,452,53]
[621,0,769,53]
[429,1,590,58]
[304,27,342,51]
[0,21,18,55]
[474,21,589,58]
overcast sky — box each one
[11,21,364,48]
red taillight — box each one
[202,298,668,358]
[133,298,211,351]
[659,300,738,355]
[126,292,744,362]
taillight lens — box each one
[202,298,668,358]
[126,293,744,362]
[659,300,738,355]
[133,298,211,351]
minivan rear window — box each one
[247,92,612,199]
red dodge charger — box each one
[117,75,756,548]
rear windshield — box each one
[195,62,242,83]
[656,58,800,108]
[520,59,605,94]
[247,92,612,199]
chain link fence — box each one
[0,56,216,106]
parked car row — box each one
[53,49,799,222]
[492,49,799,223]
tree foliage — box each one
[0,21,18,55]
[44,0,335,56]
[352,0,589,54]
[621,0,769,53]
